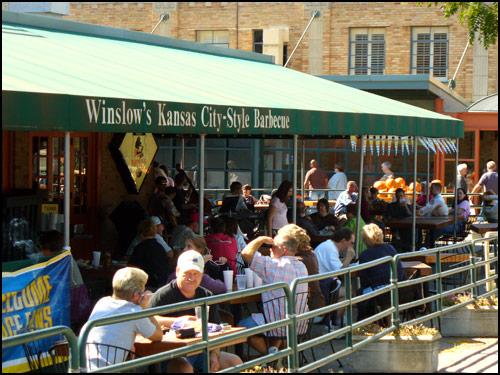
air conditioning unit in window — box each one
[263,27,290,65]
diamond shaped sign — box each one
[118,133,158,193]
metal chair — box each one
[85,343,139,371]
[324,278,344,369]
[21,330,68,373]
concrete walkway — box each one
[315,336,498,373]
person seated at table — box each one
[128,219,171,291]
[479,191,498,223]
[432,188,471,243]
[334,181,358,218]
[223,216,247,271]
[342,203,368,256]
[418,182,449,217]
[126,216,173,259]
[294,200,335,248]
[310,198,341,235]
[357,224,406,325]
[366,187,387,229]
[242,184,259,211]
[220,181,250,214]
[205,217,238,275]
[239,226,309,355]
[85,267,193,372]
[289,224,325,312]
[166,235,226,295]
[149,251,243,372]
[386,188,413,252]
[170,214,199,252]
[313,227,355,327]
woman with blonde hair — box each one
[277,224,324,310]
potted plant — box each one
[350,324,441,373]
[242,365,288,373]
[440,294,498,337]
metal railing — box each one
[2,326,79,373]
[4,235,497,373]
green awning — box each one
[2,11,463,138]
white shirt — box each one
[85,297,156,368]
[270,196,289,230]
[328,172,347,200]
[314,240,342,274]
[419,193,449,217]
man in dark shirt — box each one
[150,250,242,372]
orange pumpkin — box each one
[395,177,406,188]
[385,178,396,189]
[373,181,386,190]
[409,182,422,192]
[388,187,398,193]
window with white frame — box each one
[196,30,229,48]
[411,27,448,78]
[349,28,385,75]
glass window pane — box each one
[196,30,212,43]
[206,139,226,147]
[227,151,252,170]
[206,171,225,189]
[213,30,229,44]
[459,132,474,159]
[205,150,225,169]
[228,139,251,148]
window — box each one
[411,27,448,78]
[253,29,263,53]
[196,30,229,48]
[282,43,288,66]
[349,28,385,75]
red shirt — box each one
[205,233,238,274]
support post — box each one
[427,148,431,198]
[181,137,185,170]
[412,136,418,251]
[64,132,71,247]
[301,139,305,200]
[454,138,459,239]
[199,134,206,235]
[293,135,298,223]
[355,135,365,258]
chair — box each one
[324,278,344,369]
[85,343,140,371]
[22,331,68,373]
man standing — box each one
[150,251,242,372]
[456,163,469,193]
[472,161,498,195]
[303,159,328,200]
[379,161,395,181]
[334,181,358,217]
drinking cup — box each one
[92,251,101,268]
[236,274,247,290]
[244,268,254,288]
[223,270,234,291]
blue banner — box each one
[2,251,71,373]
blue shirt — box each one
[359,244,405,290]
[334,191,358,216]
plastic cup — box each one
[236,274,247,290]
[195,306,210,320]
[244,268,254,288]
[223,270,234,291]
[254,274,263,287]
[92,251,101,268]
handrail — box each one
[2,325,79,373]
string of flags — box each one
[350,136,457,156]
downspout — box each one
[236,2,239,49]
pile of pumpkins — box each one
[373,177,422,202]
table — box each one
[471,223,498,235]
[134,326,247,357]
[400,261,432,277]
[386,216,455,230]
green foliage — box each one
[419,2,498,49]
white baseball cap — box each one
[177,250,204,274]
[151,216,162,225]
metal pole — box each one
[427,148,431,198]
[355,136,365,259]
[293,135,298,223]
[412,137,418,251]
[150,13,169,34]
[454,138,459,239]
[301,139,305,200]
[199,134,206,235]
[181,137,185,170]
[64,132,71,247]
[449,39,470,88]
[284,10,319,67]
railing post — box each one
[345,272,353,347]
[469,242,479,299]
[435,251,443,328]
[286,285,298,373]
[390,257,400,330]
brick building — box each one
[3,2,497,257]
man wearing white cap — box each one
[150,250,242,372]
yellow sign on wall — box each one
[41,204,59,214]
[118,133,157,192]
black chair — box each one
[21,330,68,373]
[85,343,140,371]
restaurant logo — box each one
[84,97,291,134]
